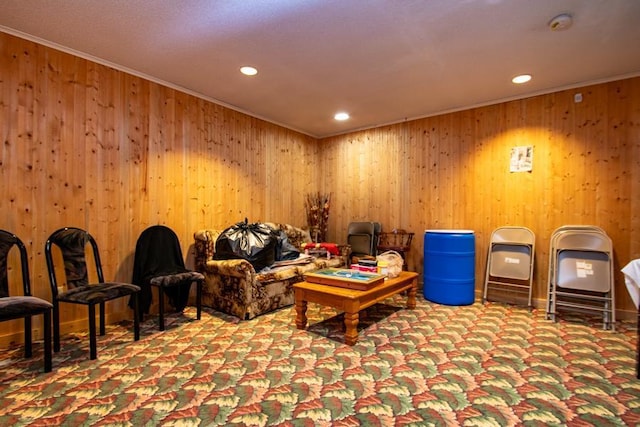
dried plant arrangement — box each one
[304,192,331,243]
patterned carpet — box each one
[0,294,639,426]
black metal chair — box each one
[45,227,141,360]
[130,225,204,331]
[0,230,53,372]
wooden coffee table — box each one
[294,271,418,345]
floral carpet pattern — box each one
[0,295,639,426]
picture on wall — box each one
[510,146,533,173]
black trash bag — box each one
[275,230,300,261]
[214,219,278,271]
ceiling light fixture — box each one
[548,13,573,31]
[334,112,349,121]
[512,74,532,84]
[240,66,258,76]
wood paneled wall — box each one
[1,31,639,345]
[321,78,640,315]
[0,33,318,344]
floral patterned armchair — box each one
[194,223,349,320]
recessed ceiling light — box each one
[334,112,349,121]
[240,66,258,76]
[549,13,573,31]
[512,74,532,84]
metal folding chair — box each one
[347,222,377,260]
[482,226,535,308]
[547,227,614,330]
[545,225,606,318]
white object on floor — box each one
[621,259,640,309]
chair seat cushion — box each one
[58,282,141,304]
[0,296,53,320]
[149,271,205,287]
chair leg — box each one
[482,251,491,304]
[158,286,165,331]
[53,301,61,353]
[88,304,97,360]
[196,281,202,321]
[99,301,106,336]
[24,316,33,358]
[43,309,52,373]
[133,293,140,341]
[138,302,145,323]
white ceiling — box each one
[1,0,640,138]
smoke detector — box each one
[549,13,573,31]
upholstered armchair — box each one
[194,223,349,320]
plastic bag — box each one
[275,230,300,261]
[377,250,403,278]
[214,219,278,271]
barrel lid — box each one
[425,229,474,234]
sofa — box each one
[194,222,349,320]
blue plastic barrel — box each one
[423,230,475,305]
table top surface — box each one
[294,270,418,297]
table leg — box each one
[295,299,308,330]
[407,278,417,309]
[344,311,359,345]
